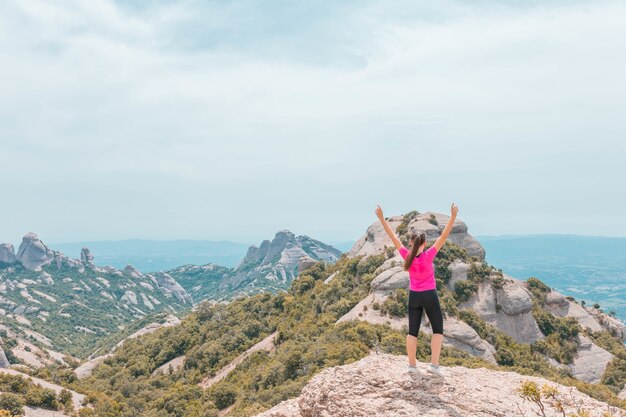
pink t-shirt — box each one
[398,245,438,291]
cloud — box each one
[0,0,625,241]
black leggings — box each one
[408,289,444,337]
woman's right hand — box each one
[375,205,385,220]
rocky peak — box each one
[80,247,94,265]
[262,230,296,264]
[0,243,16,264]
[224,231,341,293]
[16,232,55,271]
[256,354,611,417]
[349,211,485,260]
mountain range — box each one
[1,212,625,417]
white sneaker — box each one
[407,365,419,374]
[427,364,443,377]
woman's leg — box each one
[423,290,444,366]
[407,291,423,366]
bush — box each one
[381,289,408,318]
[210,386,237,410]
[0,393,24,416]
[454,280,478,302]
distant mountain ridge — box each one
[169,230,343,302]
[0,230,342,361]
[48,239,250,271]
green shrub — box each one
[454,280,478,302]
[0,393,24,416]
[381,289,408,318]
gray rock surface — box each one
[153,272,192,304]
[255,354,611,417]
[568,335,614,384]
[16,233,54,271]
[0,344,9,368]
[370,266,409,292]
[80,247,94,265]
[349,212,485,260]
[546,293,604,333]
[0,243,17,263]
[461,281,543,344]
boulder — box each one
[0,243,16,264]
[154,272,193,304]
[461,281,543,344]
[16,233,54,271]
[0,345,9,368]
[568,335,614,384]
[370,267,409,293]
[297,256,317,274]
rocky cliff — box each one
[256,354,616,417]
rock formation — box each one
[0,344,9,368]
[256,353,611,417]
[16,233,55,271]
[221,230,341,294]
[349,212,485,260]
[0,243,16,264]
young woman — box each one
[375,204,459,376]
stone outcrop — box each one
[349,212,485,260]
[568,335,614,384]
[80,247,94,265]
[153,272,192,304]
[0,243,16,263]
[256,353,611,417]
[0,345,9,368]
[16,233,55,271]
[461,280,543,344]
[297,256,317,274]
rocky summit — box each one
[256,354,613,417]
[340,211,625,385]
[224,230,341,293]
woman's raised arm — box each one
[433,203,459,251]
[375,205,403,250]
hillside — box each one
[2,211,625,417]
[0,233,192,358]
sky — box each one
[1,0,625,246]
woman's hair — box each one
[404,233,426,271]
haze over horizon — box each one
[1,0,625,244]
